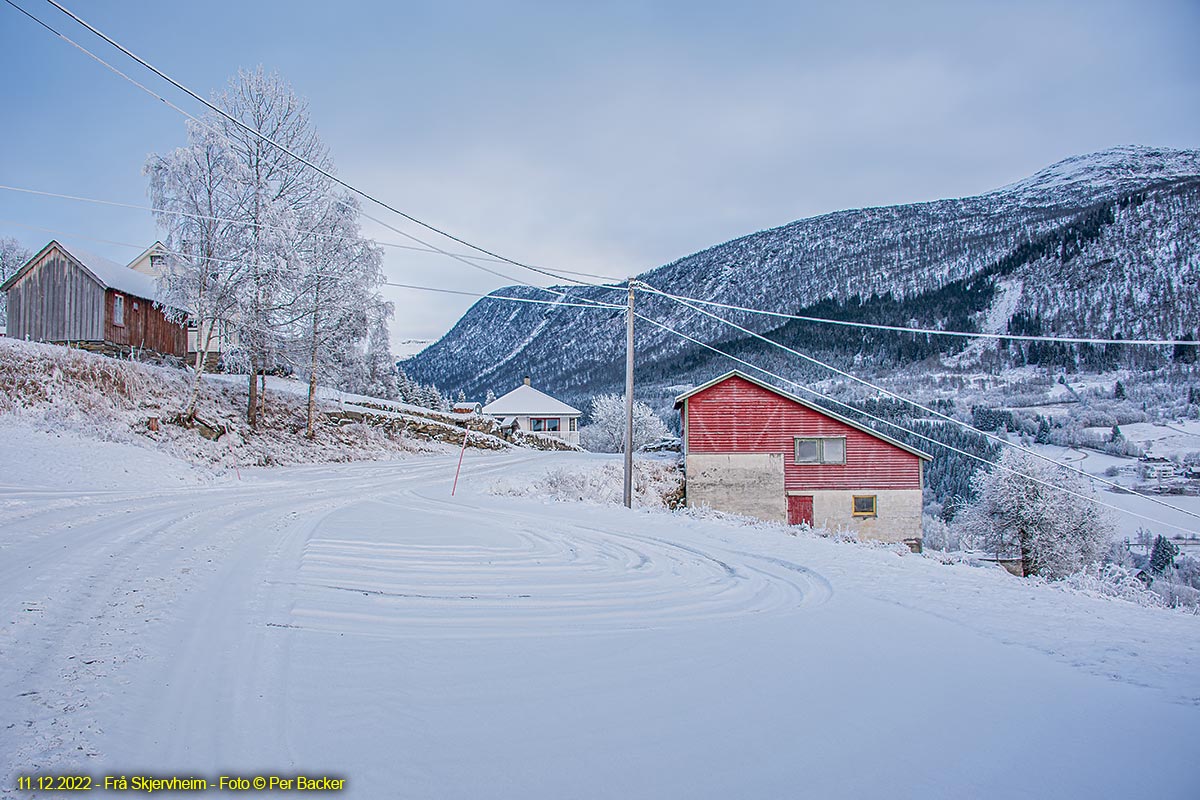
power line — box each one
[0,219,625,311]
[644,287,1198,347]
[0,183,627,282]
[37,0,617,294]
[634,309,1197,536]
[3,0,619,311]
[640,281,1200,525]
[17,2,1188,532]
[384,281,624,310]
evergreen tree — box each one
[1113,380,1126,400]
[1035,417,1052,445]
[1149,535,1180,576]
[1109,425,1123,443]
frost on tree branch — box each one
[956,449,1114,579]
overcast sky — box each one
[1,0,1197,347]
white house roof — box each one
[483,384,582,417]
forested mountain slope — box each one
[405,146,1200,411]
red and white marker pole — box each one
[451,428,468,495]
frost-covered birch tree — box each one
[287,193,384,437]
[579,394,671,452]
[146,123,250,418]
[210,66,337,427]
[0,237,32,328]
[956,449,1113,578]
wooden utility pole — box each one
[623,281,635,508]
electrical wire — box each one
[639,288,1197,347]
[0,183,627,282]
[11,1,1191,533]
[0,219,625,310]
[2,0,621,311]
[634,309,1198,536]
[638,281,1200,525]
[37,0,621,293]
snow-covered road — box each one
[2,431,1199,799]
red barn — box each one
[1,241,186,360]
[675,371,931,545]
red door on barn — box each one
[787,495,814,526]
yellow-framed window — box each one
[852,495,877,517]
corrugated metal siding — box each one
[5,248,104,341]
[685,375,922,491]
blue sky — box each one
[1,0,1197,345]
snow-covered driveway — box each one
[2,434,1198,799]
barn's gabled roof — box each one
[1,240,161,301]
[674,370,932,461]
[483,383,582,417]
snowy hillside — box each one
[0,338,507,472]
[405,146,1200,409]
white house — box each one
[128,241,238,369]
[483,377,582,445]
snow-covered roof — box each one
[62,242,161,299]
[1,241,161,301]
[483,384,581,417]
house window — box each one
[113,294,125,326]
[568,418,578,432]
[530,417,560,433]
[852,495,877,517]
[794,436,846,464]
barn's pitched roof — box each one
[674,370,932,461]
[483,384,582,417]
[1,240,161,301]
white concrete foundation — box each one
[685,453,786,522]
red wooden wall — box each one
[684,375,922,491]
[103,289,187,358]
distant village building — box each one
[0,240,185,359]
[675,371,931,546]
[482,377,582,445]
[129,241,236,369]
[1139,457,1177,481]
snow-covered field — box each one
[2,426,1199,799]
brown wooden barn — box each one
[0,240,186,359]
[676,371,931,546]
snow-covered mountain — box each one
[405,146,1200,410]
[394,338,433,359]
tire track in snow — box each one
[279,479,832,639]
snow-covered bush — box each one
[579,394,671,453]
[491,458,682,509]
[922,513,963,552]
[1058,564,1165,608]
[955,449,1114,579]
[1150,577,1200,611]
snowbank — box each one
[490,454,683,508]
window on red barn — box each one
[113,294,125,327]
[794,436,845,464]
[853,495,877,517]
